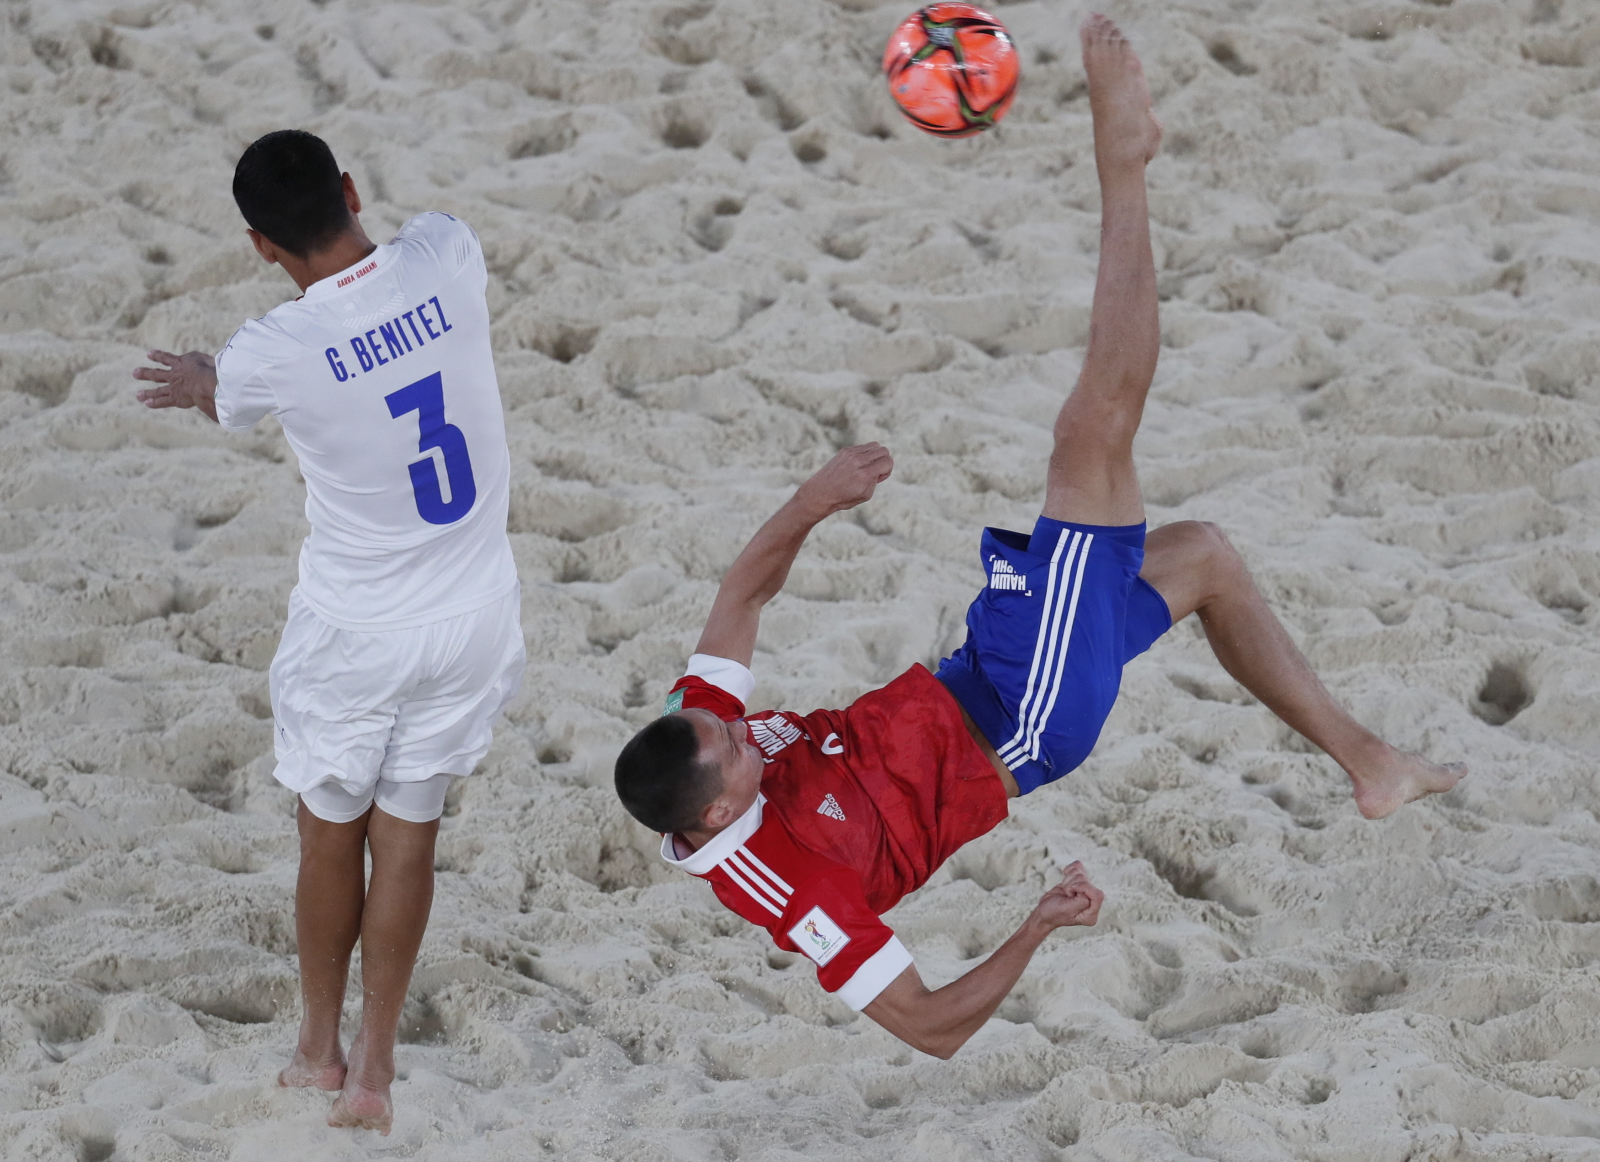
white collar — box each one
[300,243,397,302]
[659,793,765,875]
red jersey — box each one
[659,655,1008,1009]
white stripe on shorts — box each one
[1018,533,1094,764]
[997,529,1076,763]
[998,530,1095,768]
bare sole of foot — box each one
[1080,12,1163,167]
[277,1051,345,1091]
[1354,755,1467,820]
[328,1088,394,1136]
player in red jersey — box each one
[613,15,1465,1059]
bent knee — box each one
[1053,397,1140,453]
[1162,520,1236,561]
[1144,521,1246,616]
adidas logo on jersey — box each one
[817,793,846,822]
[749,715,803,759]
[989,555,1031,594]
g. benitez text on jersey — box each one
[323,295,453,382]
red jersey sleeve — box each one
[769,867,914,1011]
[681,806,916,1012]
[663,653,754,721]
[666,675,744,721]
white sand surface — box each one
[3,0,1600,1157]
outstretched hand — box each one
[1030,861,1104,931]
[133,350,219,422]
[792,443,894,520]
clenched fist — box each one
[793,443,894,520]
[1030,861,1104,931]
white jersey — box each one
[215,213,517,631]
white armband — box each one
[834,937,915,1011]
[685,654,756,705]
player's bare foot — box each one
[328,1087,393,1136]
[277,1046,345,1091]
[1080,13,1163,170]
[1350,748,1466,820]
[327,1035,394,1135]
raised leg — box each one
[327,806,440,1136]
[279,800,368,1091]
[1043,15,1164,528]
[1141,522,1465,818]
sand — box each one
[2,0,1599,1157]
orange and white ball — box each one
[883,4,1020,138]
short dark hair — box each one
[232,130,352,258]
[614,714,723,834]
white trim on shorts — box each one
[301,772,455,824]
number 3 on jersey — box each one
[385,372,477,525]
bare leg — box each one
[327,807,439,1136]
[1141,522,1465,818]
[1043,15,1164,527]
[279,801,368,1091]
[1027,21,1460,816]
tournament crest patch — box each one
[789,905,851,966]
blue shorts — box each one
[935,518,1172,794]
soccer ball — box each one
[882,4,1020,138]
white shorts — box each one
[270,584,525,823]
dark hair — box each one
[614,715,723,834]
[232,130,352,258]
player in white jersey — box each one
[132,131,524,1135]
